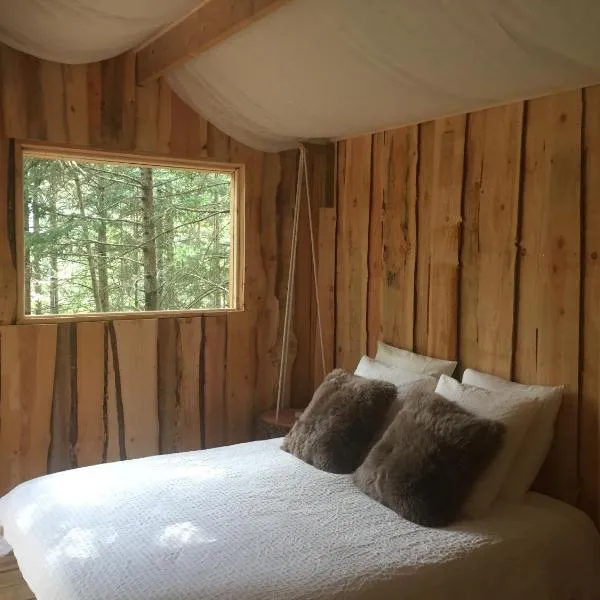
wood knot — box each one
[559,113,567,123]
[556,236,565,249]
[591,251,598,260]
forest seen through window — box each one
[23,153,234,317]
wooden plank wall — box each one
[0,43,331,495]
[330,86,600,525]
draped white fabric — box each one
[0,0,200,64]
[2,0,600,150]
[167,0,600,150]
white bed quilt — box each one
[1,438,599,600]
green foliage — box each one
[23,156,232,315]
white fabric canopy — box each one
[168,0,600,150]
[2,0,600,150]
[0,0,199,64]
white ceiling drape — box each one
[0,0,200,64]
[2,0,600,151]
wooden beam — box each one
[136,0,292,85]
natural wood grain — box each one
[203,315,227,448]
[367,136,384,358]
[40,61,67,144]
[414,121,435,355]
[157,318,178,454]
[105,323,121,462]
[580,84,600,523]
[177,317,203,451]
[514,90,582,504]
[0,557,34,600]
[75,321,105,467]
[460,104,523,378]
[47,324,75,473]
[0,139,16,324]
[136,0,293,84]
[0,41,310,490]
[225,143,263,443]
[113,319,159,459]
[426,115,466,360]
[374,127,418,352]
[315,207,336,381]
[0,325,56,495]
[335,137,372,370]
[63,63,89,146]
[254,151,282,410]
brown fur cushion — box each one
[353,391,505,527]
[281,369,397,473]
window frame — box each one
[15,141,245,323]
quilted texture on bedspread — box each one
[1,439,600,600]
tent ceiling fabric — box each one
[167,0,600,151]
[2,0,600,150]
[0,0,200,64]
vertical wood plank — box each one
[0,325,56,494]
[460,103,524,378]
[374,127,418,352]
[515,90,582,503]
[0,139,16,324]
[225,142,263,443]
[203,316,227,448]
[426,115,466,360]
[315,207,336,382]
[335,136,372,370]
[48,324,76,473]
[254,151,282,411]
[580,85,600,524]
[157,318,178,454]
[414,121,435,355]
[177,317,203,451]
[63,63,89,146]
[75,322,105,467]
[112,319,159,459]
[135,79,171,155]
[100,52,135,150]
[0,46,27,138]
[40,62,67,144]
[105,323,121,462]
[293,149,315,406]
[87,62,102,148]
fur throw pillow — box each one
[282,369,397,473]
[353,391,505,527]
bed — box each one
[1,438,599,600]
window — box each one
[18,145,243,320]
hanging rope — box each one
[275,144,327,421]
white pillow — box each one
[354,355,436,390]
[462,368,563,502]
[375,341,457,377]
[435,375,539,518]
[355,356,437,429]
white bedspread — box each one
[1,439,599,600]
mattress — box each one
[1,438,599,600]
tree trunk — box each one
[49,194,59,314]
[24,188,31,315]
[140,167,158,311]
[96,183,110,312]
[32,197,43,315]
[74,173,102,312]
[210,190,222,307]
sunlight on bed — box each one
[158,522,216,548]
[46,527,118,566]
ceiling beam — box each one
[136,0,293,85]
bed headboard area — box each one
[320,85,600,526]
